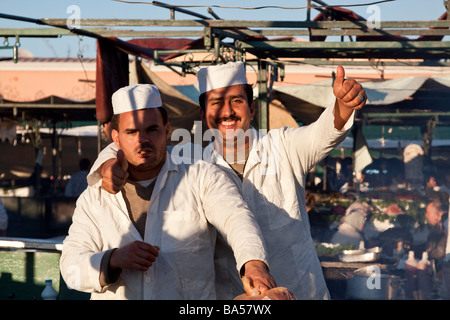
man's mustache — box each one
[216,115,241,124]
[136,143,154,152]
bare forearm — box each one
[334,99,355,130]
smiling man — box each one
[60,84,275,300]
[198,61,365,300]
[199,63,255,138]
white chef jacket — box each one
[87,102,353,299]
[61,153,268,300]
[204,104,353,300]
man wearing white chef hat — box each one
[60,83,276,300]
[197,62,254,152]
[89,61,367,300]
[195,61,366,300]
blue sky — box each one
[1,0,448,58]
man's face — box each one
[112,108,169,180]
[425,203,444,226]
[201,84,255,144]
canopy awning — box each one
[272,75,450,126]
[0,96,96,122]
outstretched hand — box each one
[242,260,276,295]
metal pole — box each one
[152,1,210,20]
[51,121,57,194]
[446,1,450,20]
[257,60,268,131]
[97,121,102,154]
[307,0,312,21]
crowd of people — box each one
[305,155,450,299]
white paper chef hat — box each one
[112,84,162,115]
[197,61,247,94]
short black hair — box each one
[110,106,168,131]
[198,84,254,111]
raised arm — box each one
[278,66,366,178]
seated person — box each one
[330,201,373,248]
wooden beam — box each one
[3,26,450,38]
[239,40,450,59]
[0,103,95,109]
[39,18,450,29]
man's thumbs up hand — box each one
[117,149,128,173]
[100,149,129,194]
[333,65,366,110]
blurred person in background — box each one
[0,197,8,236]
[65,158,91,198]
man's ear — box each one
[165,122,170,139]
[200,107,207,126]
[249,101,256,120]
[111,129,120,148]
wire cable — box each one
[113,0,396,12]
